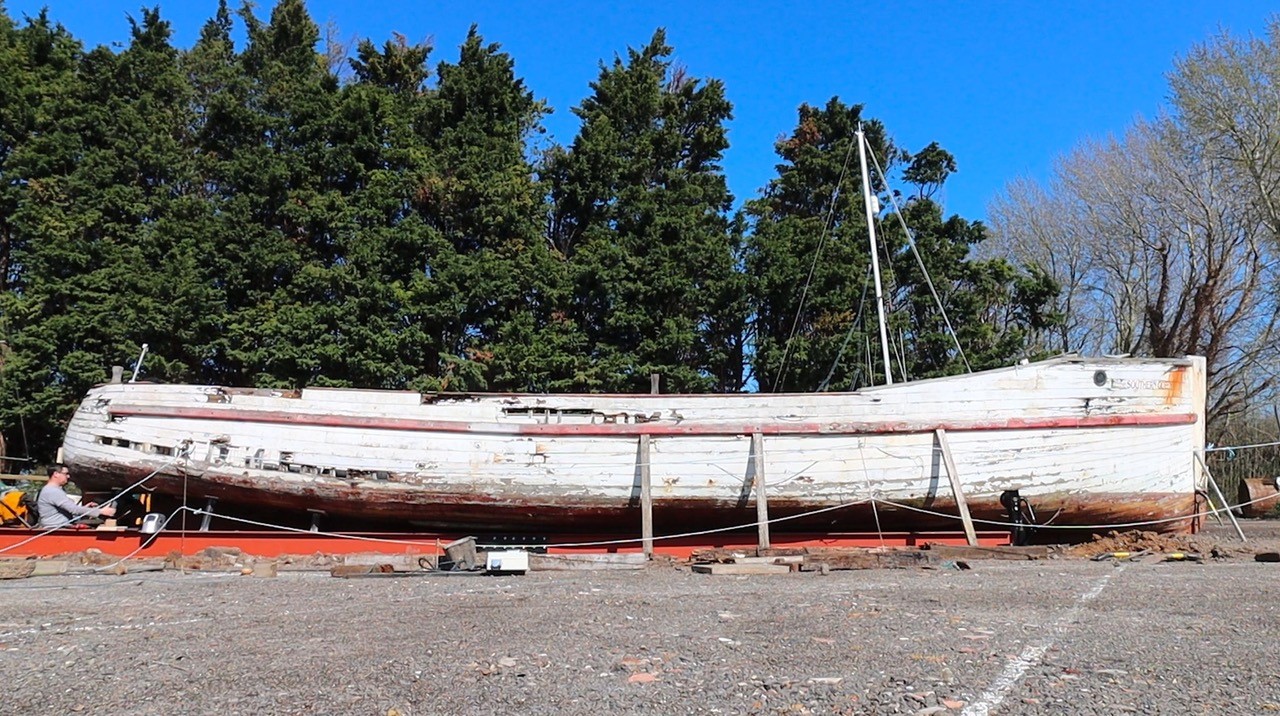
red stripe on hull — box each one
[106,406,1198,437]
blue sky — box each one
[4,1,1276,221]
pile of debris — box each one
[1062,530,1241,560]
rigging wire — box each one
[19,415,29,464]
[772,135,859,393]
[1207,438,1280,452]
[866,145,972,373]
[6,452,1272,562]
[817,263,872,392]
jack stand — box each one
[1000,490,1035,546]
[199,497,218,532]
[307,509,325,532]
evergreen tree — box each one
[0,8,83,459]
[334,31,445,390]
[421,27,567,392]
[0,8,208,456]
[745,99,1058,392]
[0,9,82,297]
[545,29,744,392]
[744,99,894,392]
[182,0,255,384]
[220,0,348,388]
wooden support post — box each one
[752,432,770,551]
[307,508,325,533]
[650,373,660,395]
[1195,452,1246,542]
[199,497,218,532]
[639,434,653,558]
[935,428,979,546]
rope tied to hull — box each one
[7,436,1273,558]
[0,447,191,556]
[59,490,1280,565]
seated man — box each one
[37,465,115,529]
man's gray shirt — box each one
[37,483,101,529]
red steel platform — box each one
[0,527,1011,559]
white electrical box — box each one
[485,550,530,575]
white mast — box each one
[856,125,893,386]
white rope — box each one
[1206,439,1280,453]
[0,451,189,555]
[502,498,872,549]
[121,488,1274,556]
[5,439,1269,561]
[187,499,873,551]
[187,509,451,546]
[10,488,1269,570]
[870,491,1277,531]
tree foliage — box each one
[0,4,1047,460]
[988,18,1280,425]
[745,99,1056,392]
[545,30,745,392]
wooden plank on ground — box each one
[342,554,430,571]
[691,547,808,563]
[800,550,936,571]
[329,564,396,578]
[30,560,68,576]
[691,562,792,575]
[0,558,65,578]
[530,553,647,571]
[0,560,36,579]
[924,544,1049,561]
[731,555,804,565]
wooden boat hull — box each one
[61,356,1207,535]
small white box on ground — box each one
[485,550,529,575]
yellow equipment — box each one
[0,488,32,527]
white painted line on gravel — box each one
[961,567,1119,716]
[0,617,212,639]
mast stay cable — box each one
[866,145,972,372]
[771,135,858,392]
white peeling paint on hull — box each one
[60,355,1206,533]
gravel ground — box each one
[3,550,1280,716]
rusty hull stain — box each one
[1164,365,1187,406]
[67,456,1197,535]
